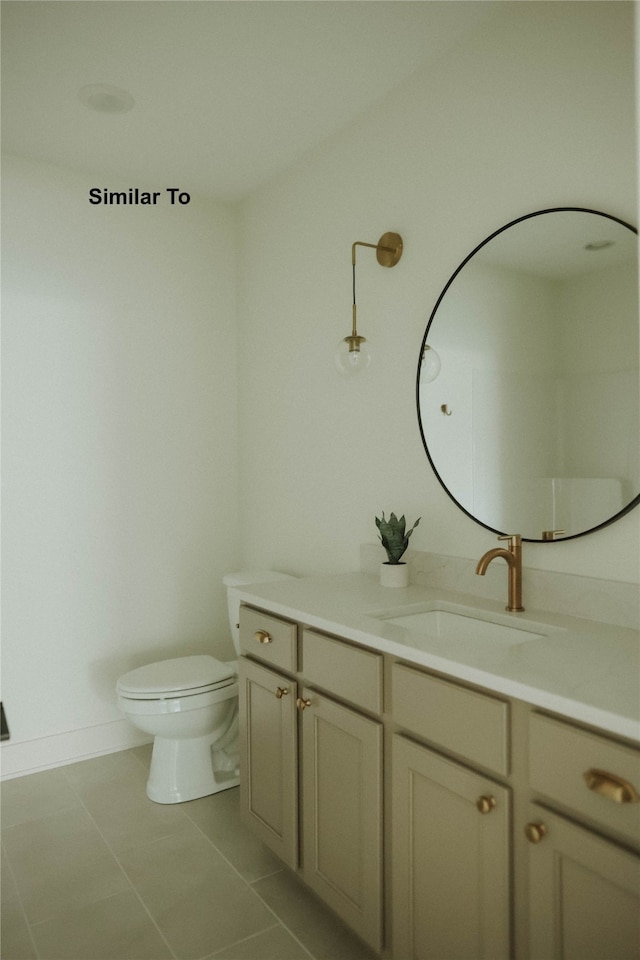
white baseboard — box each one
[0,718,152,780]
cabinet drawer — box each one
[529,712,640,846]
[239,605,297,673]
[302,630,383,714]
[392,663,509,775]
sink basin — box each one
[376,604,546,645]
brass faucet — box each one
[475,534,524,612]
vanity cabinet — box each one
[391,662,510,775]
[238,602,640,960]
[526,804,640,960]
[391,662,512,960]
[238,608,384,953]
[392,735,511,959]
[237,605,298,673]
[526,712,640,960]
[238,656,298,869]
[299,685,383,947]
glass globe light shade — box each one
[420,345,441,383]
[335,336,371,375]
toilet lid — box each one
[117,655,235,697]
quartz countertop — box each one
[237,572,640,742]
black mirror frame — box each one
[416,207,639,543]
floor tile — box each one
[130,742,153,766]
[1,748,383,960]
[0,848,37,960]
[184,787,283,882]
[29,889,174,960]
[2,806,130,924]
[118,828,276,959]
[73,771,192,853]
[0,768,81,829]
[207,923,312,959]
[253,868,379,960]
[62,747,148,791]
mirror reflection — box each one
[418,208,639,541]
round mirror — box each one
[417,208,639,542]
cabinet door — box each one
[238,657,298,869]
[527,804,640,960]
[392,734,510,960]
[300,687,383,952]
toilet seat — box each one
[117,681,239,717]
[117,655,236,700]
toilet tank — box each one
[223,571,296,655]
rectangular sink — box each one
[376,604,547,646]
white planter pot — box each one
[380,562,409,588]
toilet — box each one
[116,570,293,804]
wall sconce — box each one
[420,344,441,383]
[335,231,403,375]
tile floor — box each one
[1,746,378,960]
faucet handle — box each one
[498,534,522,549]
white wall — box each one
[422,254,638,535]
[420,261,558,532]
[2,0,638,778]
[238,1,639,584]
[558,260,639,495]
[2,156,240,774]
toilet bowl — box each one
[116,570,293,804]
[117,655,239,803]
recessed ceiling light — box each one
[584,239,615,251]
[79,84,135,114]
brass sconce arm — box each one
[338,232,403,372]
[351,233,403,268]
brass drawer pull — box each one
[524,822,547,844]
[275,686,289,699]
[583,768,640,804]
[254,630,273,645]
[296,698,312,711]
[476,795,496,815]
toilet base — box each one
[146,734,239,804]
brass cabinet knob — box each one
[476,795,496,815]
[524,822,548,844]
[583,768,640,804]
[254,630,272,645]
[296,697,312,711]
[275,686,289,699]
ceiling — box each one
[1,0,498,202]
[478,210,638,279]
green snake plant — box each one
[375,512,421,564]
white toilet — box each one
[116,570,293,804]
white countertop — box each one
[238,572,640,743]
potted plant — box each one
[375,511,420,587]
